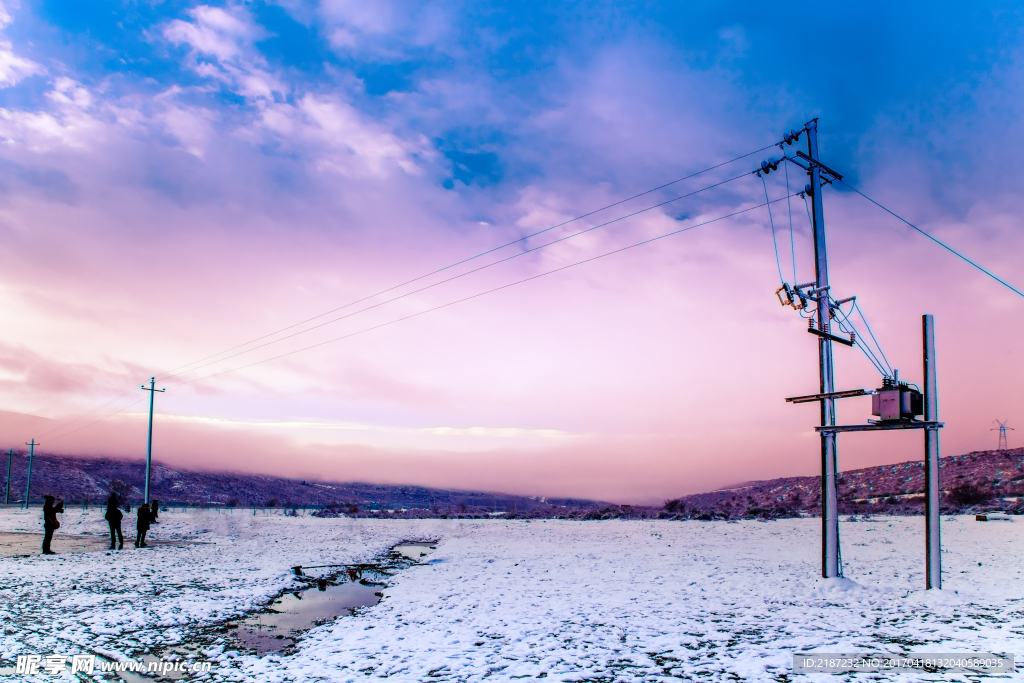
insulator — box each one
[783,131,794,145]
[804,183,813,196]
[790,129,801,143]
[761,160,771,174]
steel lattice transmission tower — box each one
[992,420,1013,450]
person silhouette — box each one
[42,495,64,555]
[135,503,151,548]
[105,493,124,550]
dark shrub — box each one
[947,484,991,507]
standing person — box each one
[150,499,159,523]
[105,493,124,550]
[135,502,151,548]
[42,495,64,555]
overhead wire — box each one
[154,172,755,385]
[838,179,1024,298]
[44,399,146,446]
[784,160,797,283]
[156,142,785,382]
[166,194,801,391]
[828,296,893,378]
[831,310,888,377]
[759,172,785,286]
[853,300,894,374]
[32,141,785,443]
[33,387,139,440]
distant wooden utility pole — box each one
[5,447,12,504]
[140,377,166,505]
[23,439,35,508]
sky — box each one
[0,1,1021,504]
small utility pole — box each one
[806,119,840,578]
[5,448,12,505]
[23,439,36,509]
[140,377,166,505]
[923,314,941,589]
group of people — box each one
[40,493,159,554]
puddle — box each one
[222,540,437,656]
[232,576,385,654]
[22,539,445,680]
[394,542,437,560]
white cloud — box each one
[0,39,41,87]
[163,5,284,101]
[315,0,451,57]
[0,79,102,151]
[0,2,43,88]
[251,94,419,176]
[164,6,263,62]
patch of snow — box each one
[0,511,1021,681]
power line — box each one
[31,141,784,443]
[156,172,754,384]
[42,398,145,445]
[44,192,797,442]
[167,195,798,390]
[852,300,893,375]
[784,160,797,284]
[34,387,138,440]
[759,172,785,286]
[157,143,783,381]
[839,179,1024,298]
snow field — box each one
[1,509,1022,682]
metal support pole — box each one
[806,119,840,578]
[5,448,11,505]
[923,314,941,589]
[23,439,35,509]
[140,376,166,505]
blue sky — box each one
[6,1,1022,194]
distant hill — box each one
[0,452,609,514]
[666,447,1024,519]
[7,447,1018,521]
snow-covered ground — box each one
[1,507,1022,682]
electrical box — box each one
[871,383,923,422]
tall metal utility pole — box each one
[992,420,1012,451]
[806,119,840,578]
[782,122,944,589]
[5,448,12,505]
[23,439,35,509]
[922,314,941,589]
[140,377,166,505]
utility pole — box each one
[140,377,166,505]
[5,447,12,505]
[923,314,941,589]
[23,439,35,509]
[806,119,840,578]
[781,121,944,589]
[992,420,1012,451]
